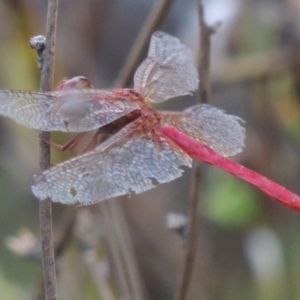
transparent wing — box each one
[0,89,139,132]
[134,31,199,103]
[160,104,245,157]
[31,121,192,205]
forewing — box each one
[31,123,192,205]
[134,31,199,103]
[160,104,245,157]
[0,89,139,132]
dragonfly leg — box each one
[80,130,104,153]
[41,132,87,152]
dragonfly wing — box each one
[134,31,199,103]
[0,89,139,132]
[31,122,192,205]
[160,104,245,157]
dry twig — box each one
[98,2,176,298]
[114,0,174,88]
[34,0,59,299]
[175,1,215,300]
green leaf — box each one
[202,169,261,229]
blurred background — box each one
[1,0,300,299]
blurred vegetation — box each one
[1,0,300,299]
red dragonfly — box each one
[0,31,299,212]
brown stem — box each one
[175,1,214,299]
[109,200,145,300]
[101,2,176,297]
[198,1,218,103]
[114,0,174,88]
[33,209,75,300]
[98,203,132,299]
[38,0,59,299]
[175,166,202,300]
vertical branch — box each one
[109,200,145,300]
[102,1,175,299]
[175,1,215,300]
[174,167,202,300]
[99,204,133,299]
[198,1,215,103]
[38,0,58,299]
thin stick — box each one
[38,0,58,299]
[99,204,132,299]
[114,0,174,88]
[109,200,145,300]
[175,2,214,299]
[33,208,74,300]
[103,2,175,295]
[174,165,202,300]
[198,1,216,104]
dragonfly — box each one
[0,31,300,212]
